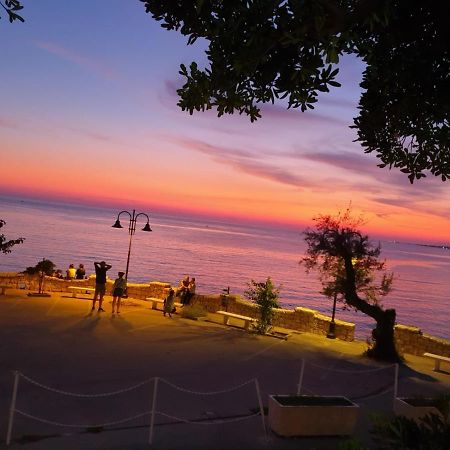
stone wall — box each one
[1,272,449,352]
[0,272,170,301]
[394,325,450,357]
[192,294,355,341]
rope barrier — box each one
[156,411,261,425]
[350,386,394,402]
[159,378,256,395]
[14,409,150,428]
[19,372,154,398]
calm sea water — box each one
[1,196,449,340]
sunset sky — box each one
[1,1,449,244]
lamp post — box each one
[112,210,152,291]
[326,291,338,339]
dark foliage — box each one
[142,0,449,181]
[0,219,24,254]
[0,0,24,23]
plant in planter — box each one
[244,277,280,334]
[268,394,359,437]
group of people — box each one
[90,261,127,315]
[53,264,86,280]
[163,275,197,318]
[178,275,196,306]
[57,260,197,317]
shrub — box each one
[244,277,280,334]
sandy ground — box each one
[0,289,448,450]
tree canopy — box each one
[142,0,450,182]
[0,0,24,23]
[0,219,24,254]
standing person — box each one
[112,272,126,314]
[185,277,196,306]
[92,261,112,312]
[66,264,76,280]
[163,288,175,318]
[75,263,86,279]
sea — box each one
[1,195,449,341]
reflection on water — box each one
[1,196,449,340]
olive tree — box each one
[301,209,398,361]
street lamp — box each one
[326,292,338,339]
[112,209,152,288]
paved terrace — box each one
[0,290,448,450]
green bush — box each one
[180,305,208,320]
[371,413,450,450]
[244,277,280,334]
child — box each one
[112,272,126,314]
[163,288,175,318]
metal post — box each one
[327,292,337,339]
[112,209,151,297]
[297,359,305,394]
[123,210,136,297]
[148,377,159,445]
[6,371,20,446]
[124,231,133,284]
[254,379,267,438]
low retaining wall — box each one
[1,273,449,352]
[0,272,170,302]
[190,294,355,341]
[394,325,450,357]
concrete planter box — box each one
[393,397,447,423]
[268,395,359,437]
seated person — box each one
[184,277,196,306]
[66,264,76,279]
[178,275,190,304]
[53,269,64,279]
[76,264,86,279]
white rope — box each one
[14,409,150,428]
[159,378,256,395]
[156,411,261,425]
[19,373,153,398]
[305,361,396,374]
[350,386,394,402]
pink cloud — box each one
[0,116,19,129]
[34,41,118,80]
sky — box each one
[1,1,449,244]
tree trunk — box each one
[343,255,400,362]
[367,308,400,361]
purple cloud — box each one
[171,136,307,188]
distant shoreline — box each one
[415,243,449,250]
